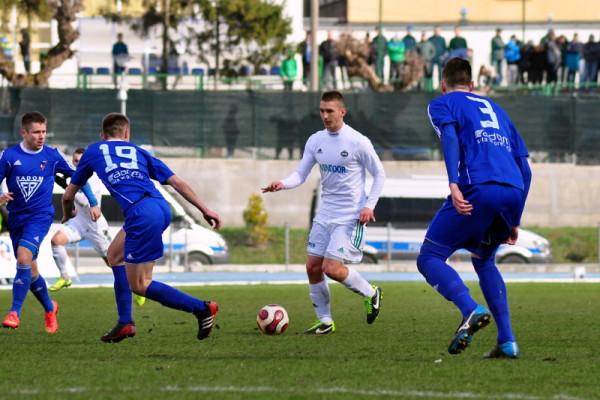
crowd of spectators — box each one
[285,27,600,92]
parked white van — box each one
[311,176,552,264]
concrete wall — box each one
[166,159,600,228]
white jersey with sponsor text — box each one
[283,123,385,224]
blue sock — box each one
[30,275,54,312]
[145,281,206,313]
[112,266,133,325]
[417,253,477,318]
[473,257,515,343]
[11,265,32,316]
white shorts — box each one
[307,219,366,264]
[60,218,111,257]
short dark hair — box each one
[321,90,345,107]
[21,111,47,128]
[102,113,129,138]
[443,58,472,88]
[73,147,85,155]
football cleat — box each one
[44,301,59,334]
[49,277,72,292]
[194,301,218,340]
[100,322,137,343]
[2,311,20,329]
[133,294,146,307]
[364,286,382,324]
[448,304,491,355]
[484,341,520,359]
[304,320,336,335]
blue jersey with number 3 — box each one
[71,140,174,213]
[427,91,529,190]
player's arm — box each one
[262,135,317,193]
[64,151,100,222]
[359,137,386,225]
[62,183,80,223]
[0,151,12,206]
[506,156,532,245]
[166,175,221,229]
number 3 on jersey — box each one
[466,96,499,130]
[100,144,139,173]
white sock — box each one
[341,267,376,297]
[309,280,332,324]
[52,245,70,279]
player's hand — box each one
[261,181,284,193]
[449,183,473,215]
[89,205,101,222]
[359,207,375,225]
[0,192,13,206]
[504,226,519,245]
[203,209,222,230]
[62,208,77,223]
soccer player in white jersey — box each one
[262,90,386,334]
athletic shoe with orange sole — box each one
[44,300,59,334]
[2,311,20,329]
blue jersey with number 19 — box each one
[71,140,174,213]
[427,91,529,190]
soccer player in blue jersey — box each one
[0,111,100,333]
[62,112,221,342]
[419,58,531,358]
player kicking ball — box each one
[0,112,100,334]
[49,148,146,307]
[62,113,220,342]
[418,58,531,358]
[263,90,386,334]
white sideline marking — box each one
[9,385,585,400]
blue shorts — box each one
[8,212,53,260]
[425,183,524,259]
[123,197,171,264]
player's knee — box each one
[106,249,123,267]
[472,255,495,271]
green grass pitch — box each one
[1,282,599,399]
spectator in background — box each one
[19,29,30,74]
[320,32,339,89]
[112,33,129,88]
[565,33,583,85]
[582,34,599,86]
[544,31,561,83]
[519,40,535,85]
[428,26,447,85]
[529,42,546,85]
[491,28,505,85]
[387,35,406,89]
[448,26,468,52]
[338,33,350,89]
[505,35,521,86]
[298,31,312,86]
[417,31,436,91]
[280,48,297,91]
[372,28,388,82]
[402,25,417,53]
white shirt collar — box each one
[326,123,346,135]
[20,142,43,154]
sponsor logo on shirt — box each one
[319,164,347,174]
[474,129,511,152]
[16,176,43,202]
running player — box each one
[419,57,531,358]
[0,112,100,333]
[62,112,220,342]
[262,90,386,334]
